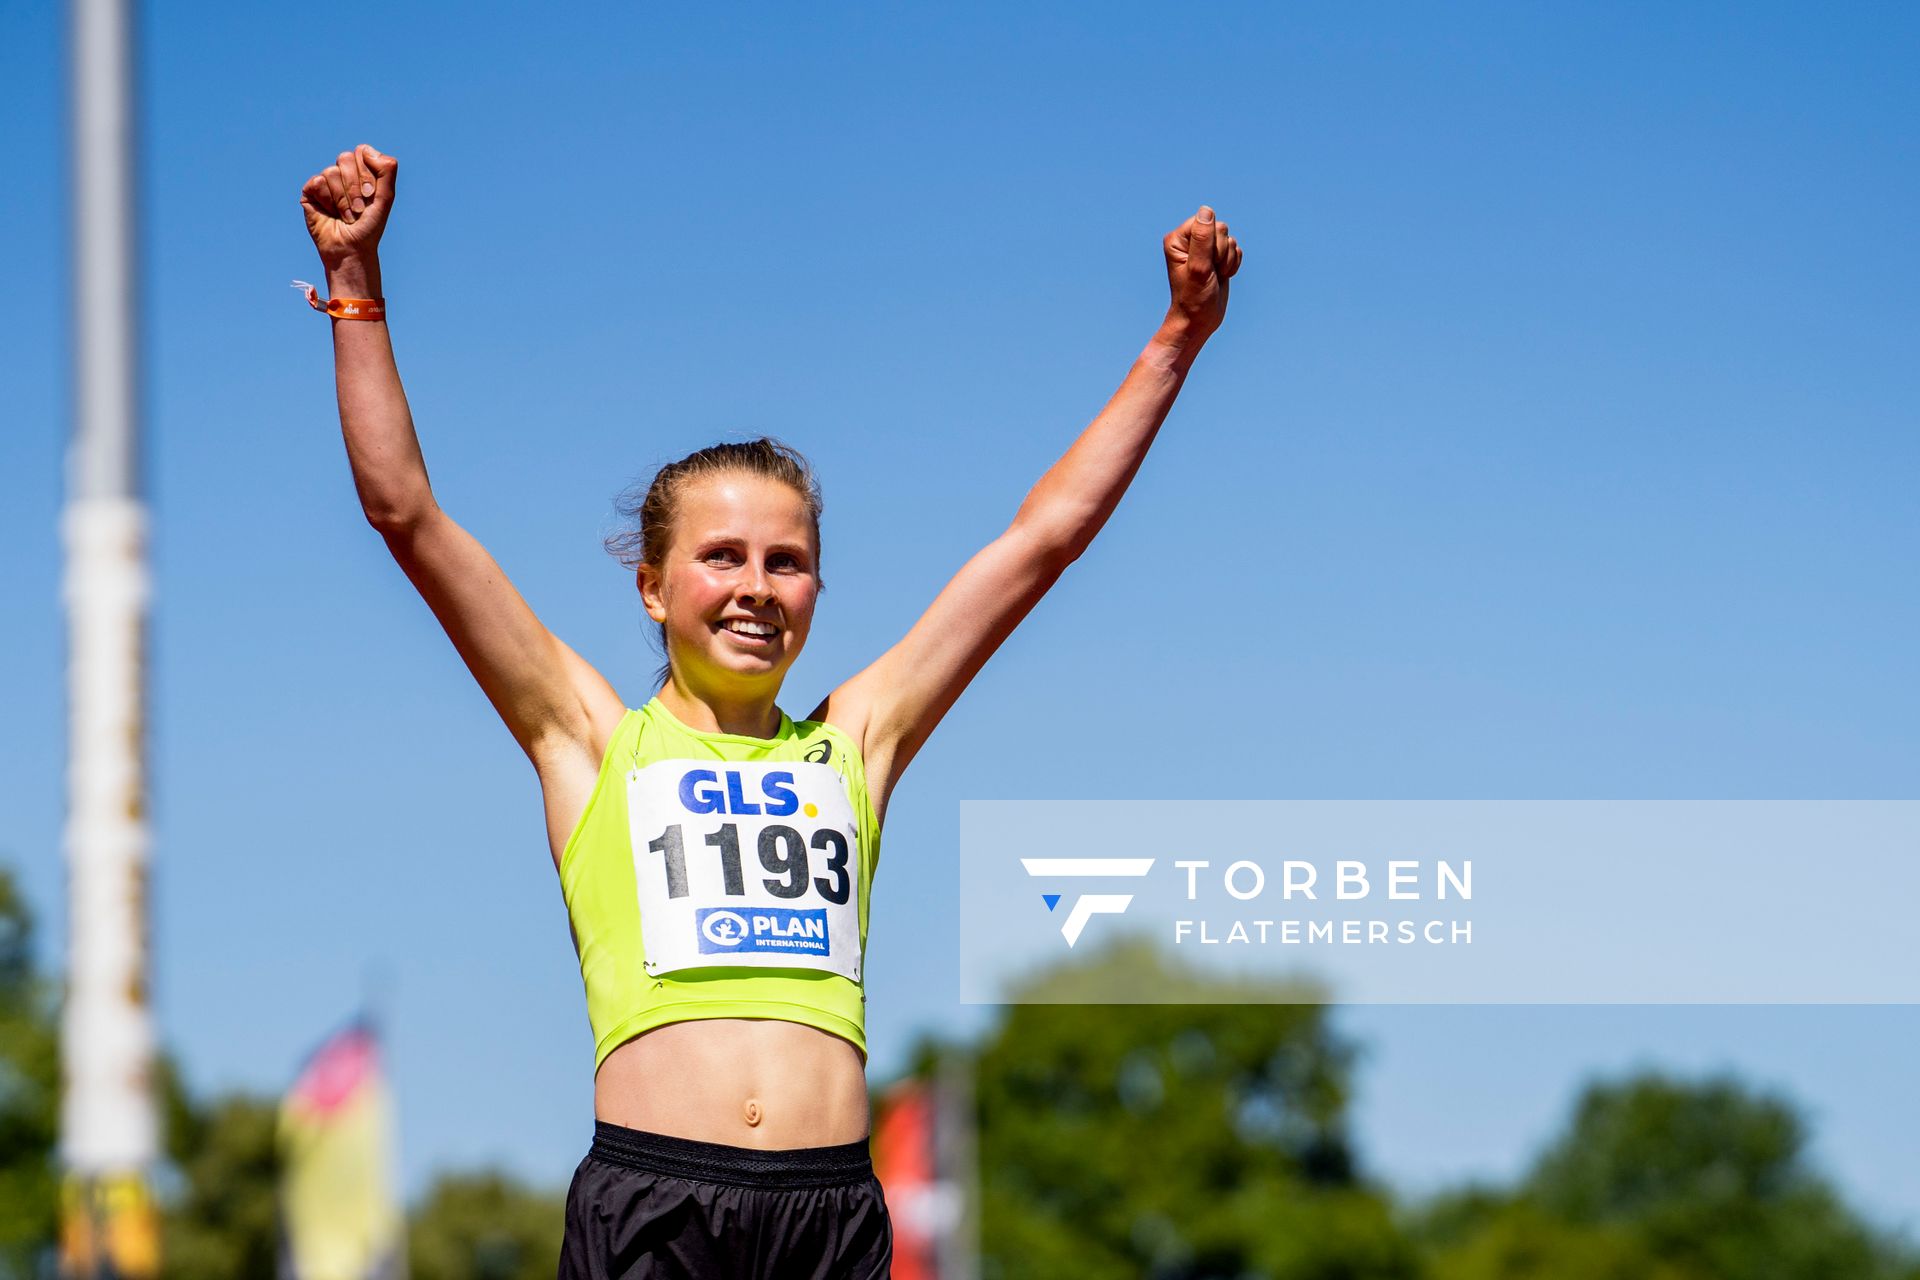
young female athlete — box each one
[299,143,1240,1278]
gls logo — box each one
[678,769,799,816]
[1021,858,1155,946]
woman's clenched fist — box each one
[300,144,398,264]
[1163,205,1242,342]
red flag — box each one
[874,1082,941,1280]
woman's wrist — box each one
[1148,309,1210,369]
[323,256,383,298]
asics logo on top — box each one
[1021,858,1156,947]
[804,741,833,764]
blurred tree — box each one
[1527,1073,1915,1280]
[1418,1073,1920,1280]
[156,1064,281,1280]
[973,935,1419,1280]
[0,867,59,1280]
[408,1170,565,1280]
[1419,1189,1701,1280]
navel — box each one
[743,1098,763,1127]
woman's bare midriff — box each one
[593,1018,871,1149]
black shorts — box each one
[558,1121,893,1279]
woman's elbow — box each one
[1008,516,1091,575]
[363,496,436,536]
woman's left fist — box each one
[1163,205,1241,341]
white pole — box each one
[61,0,158,1273]
[938,1053,981,1280]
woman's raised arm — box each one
[300,145,624,776]
[821,206,1243,820]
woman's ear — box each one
[637,563,668,624]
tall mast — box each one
[61,0,159,1274]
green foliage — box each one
[1415,1075,1920,1280]
[967,939,1920,1280]
[407,1170,565,1280]
[1525,1074,1912,1280]
[156,1062,282,1280]
[1531,1073,1806,1222]
[1420,1197,1699,1280]
[974,936,1421,1279]
[0,868,59,1280]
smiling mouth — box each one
[719,618,779,641]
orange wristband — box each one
[291,280,386,321]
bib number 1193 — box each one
[626,759,862,981]
[646,822,850,904]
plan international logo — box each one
[1021,857,1156,946]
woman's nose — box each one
[739,568,773,604]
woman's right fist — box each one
[300,144,398,263]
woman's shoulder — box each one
[788,709,881,840]
[788,709,865,769]
[799,686,876,765]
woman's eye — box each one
[703,548,741,566]
[770,554,802,573]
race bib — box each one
[626,759,862,982]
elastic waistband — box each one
[588,1121,874,1189]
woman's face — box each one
[640,471,820,694]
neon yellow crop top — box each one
[558,698,880,1068]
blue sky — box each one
[3,0,1915,1233]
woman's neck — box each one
[657,676,783,739]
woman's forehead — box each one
[675,473,814,540]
